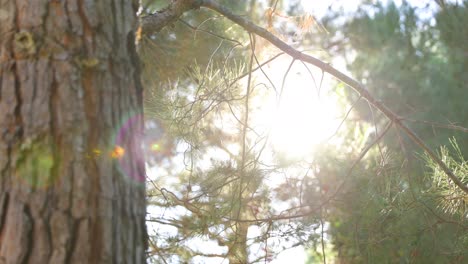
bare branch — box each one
[139,0,202,35]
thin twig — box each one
[320,215,327,264]
[401,117,468,133]
[327,95,362,141]
[178,19,243,45]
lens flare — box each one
[150,143,161,152]
[113,113,145,183]
[111,145,125,159]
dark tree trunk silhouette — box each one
[0,0,146,263]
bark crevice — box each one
[0,193,9,241]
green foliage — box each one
[424,138,467,216]
[142,2,296,262]
[341,1,468,151]
[141,0,468,263]
[318,1,468,263]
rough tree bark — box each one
[0,0,146,263]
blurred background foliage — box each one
[138,0,467,263]
[313,1,468,263]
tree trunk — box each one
[0,0,146,263]
[227,221,249,264]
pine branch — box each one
[199,0,468,194]
[141,0,468,193]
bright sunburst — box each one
[254,57,342,160]
[271,85,339,159]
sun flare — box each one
[254,58,342,160]
[271,87,339,159]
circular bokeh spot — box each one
[114,113,145,183]
[143,119,172,164]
